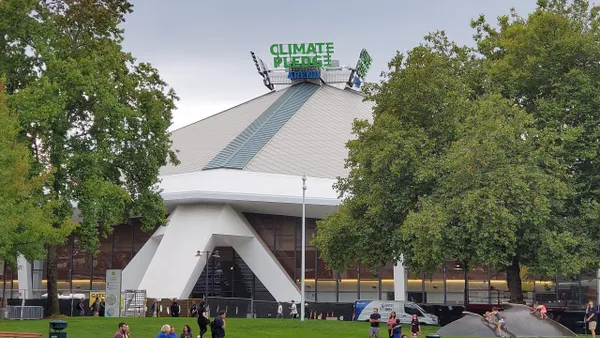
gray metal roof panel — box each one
[244,84,374,178]
[160,89,287,176]
[203,82,320,170]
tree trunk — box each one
[506,256,524,304]
[464,268,469,306]
[47,245,60,316]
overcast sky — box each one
[122,0,538,130]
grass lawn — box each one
[0,317,592,338]
[0,317,441,338]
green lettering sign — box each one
[355,48,372,79]
[269,42,335,68]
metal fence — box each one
[6,306,44,320]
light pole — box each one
[196,250,220,299]
[301,175,307,322]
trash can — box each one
[49,320,68,338]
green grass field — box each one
[0,317,440,338]
[0,317,593,338]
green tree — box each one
[0,79,71,270]
[472,0,600,297]
[1,1,178,315]
[314,1,598,303]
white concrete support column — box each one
[597,268,600,306]
[133,204,301,301]
[17,255,32,299]
[393,257,407,301]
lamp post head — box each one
[302,175,307,191]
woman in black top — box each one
[197,302,209,338]
[410,314,421,337]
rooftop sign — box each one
[251,42,368,91]
[355,49,372,79]
[270,42,334,68]
[348,48,372,89]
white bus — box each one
[354,300,439,325]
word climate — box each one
[270,42,334,68]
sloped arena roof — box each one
[161,81,375,179]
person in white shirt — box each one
[277,302,283,319]
[289,300,297,319]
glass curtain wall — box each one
[17,219,155,297]
[2,211,595,310]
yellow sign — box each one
[89,292,105,307]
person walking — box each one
[170,299,180,318]
[77,299,85,316]
[289,300,297,319]
[369,308,381,338]
[92,297,100,317]
[211,310,227,338]
[197,302,209,338]
[100,297,106,317]
[587,300,598,338]
[150,299,159,318]
[276,302,283,319]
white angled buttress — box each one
[122,204,301,302]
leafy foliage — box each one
[0,80,72,268]
[314,0,600,299]
[0,0,178,313]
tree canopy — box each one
[0,0,178,314]
[314,0,600,302]
[0,80,72,269]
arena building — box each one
[8,45,593,310]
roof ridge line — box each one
[217,85,304,168]
[169,90,284,133]
[203,82,320,170]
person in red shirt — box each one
[387,311,398,338]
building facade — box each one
[7,80,597,310]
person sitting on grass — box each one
[157,324,171,338]
[114,322,129,338]
[180,325,192,338]
[168,326,178,338]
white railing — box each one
[7,305,44,320]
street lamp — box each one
[196,250,220,299]
[301,175,307,322]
